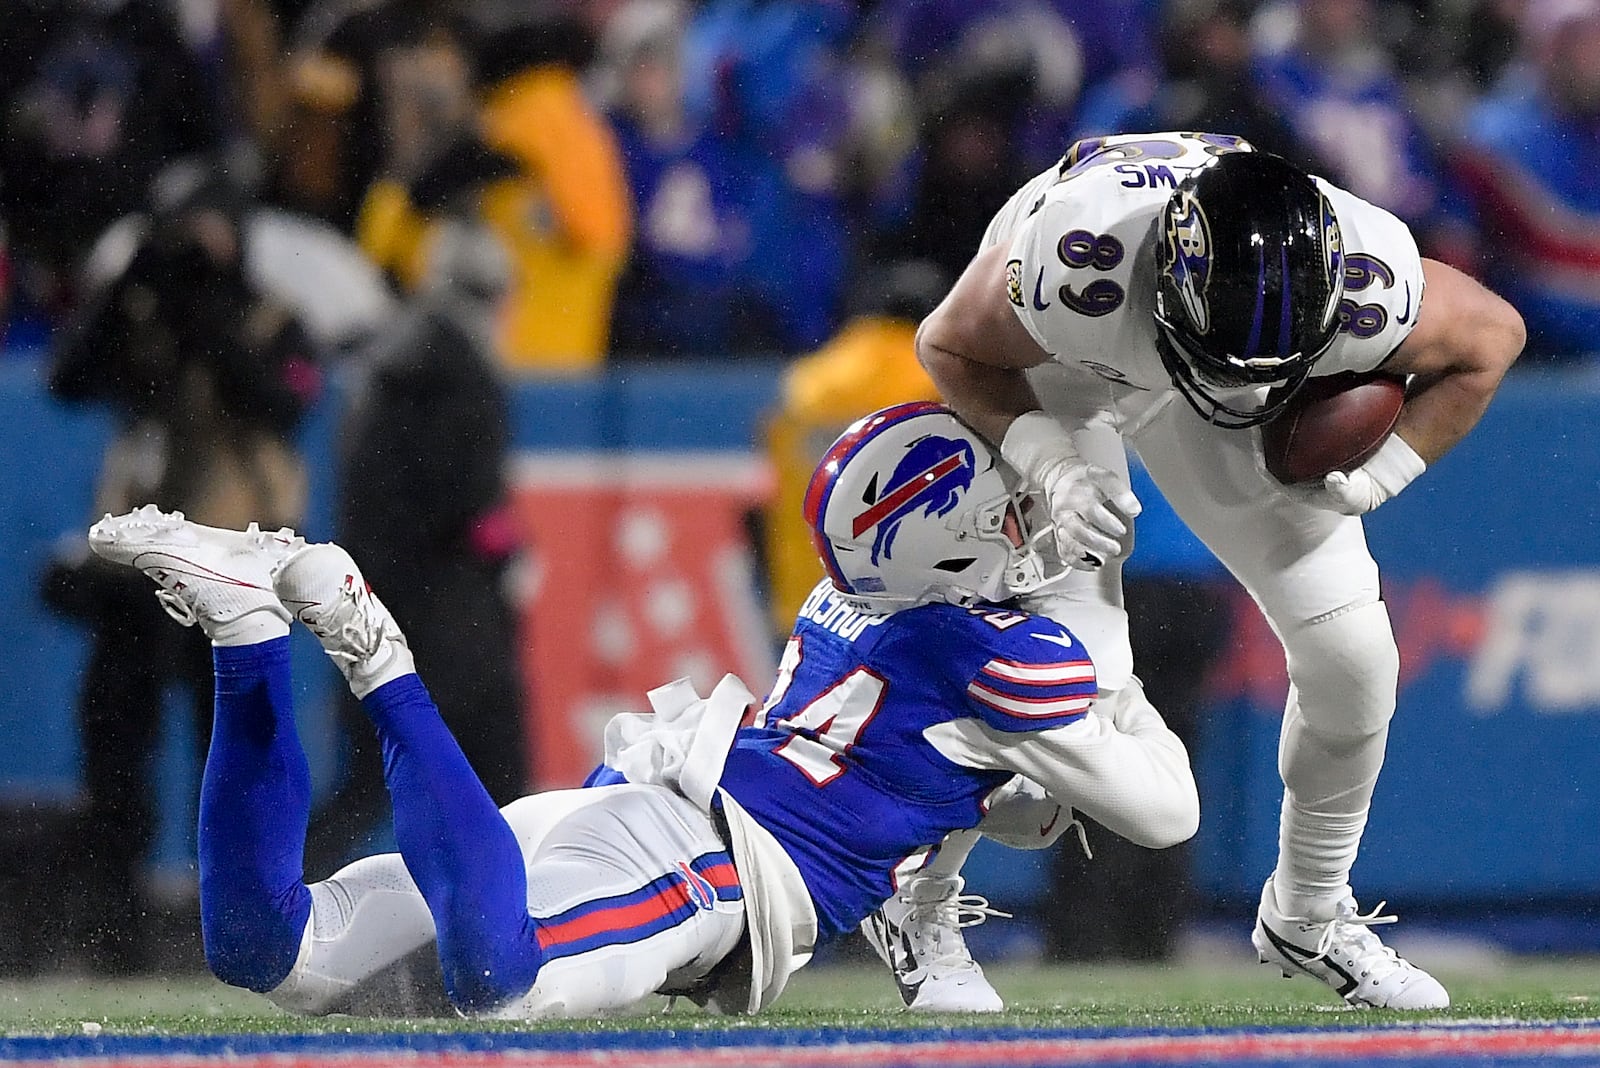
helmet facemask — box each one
[987,474,1071,599]
[1152,320,1322,428]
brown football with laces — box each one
[1260,371,1407,485]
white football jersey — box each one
[981,132,1424,430]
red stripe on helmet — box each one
[850,452,966,537]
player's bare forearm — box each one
[916,244,1053,447]
[1392,366,1506,464]
[916,331,1042,446]
[1386,258,1525,464]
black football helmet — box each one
[1153,150,1345,428]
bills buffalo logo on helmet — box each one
[851,435,976,565]
[1163,189,1213,334]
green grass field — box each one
[3,958,1597,1037]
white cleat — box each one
[87,505,299,645]
[1252,875,1450,1010]
[860,873,1006,1013]
[272,542,414,698]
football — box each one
[1260,371,1407,485]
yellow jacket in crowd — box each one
[360,65,632,371]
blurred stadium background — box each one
[1,0,1599,1015]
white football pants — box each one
[267,784,747,1018]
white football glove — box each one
[1292,433,1426,516]
[1001,411,1140,569]
[974,776,1080,851]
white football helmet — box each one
[804,402,1067,611]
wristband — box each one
[1363,433,1426,498]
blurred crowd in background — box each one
[4,0,1600,979]
[3,0,1600,372]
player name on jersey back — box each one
[798,582,889,641]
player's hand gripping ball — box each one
[1260,372,1407,485]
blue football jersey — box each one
[718,581,1098,941]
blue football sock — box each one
[199,638,312,992]
[362,674,541,1009]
